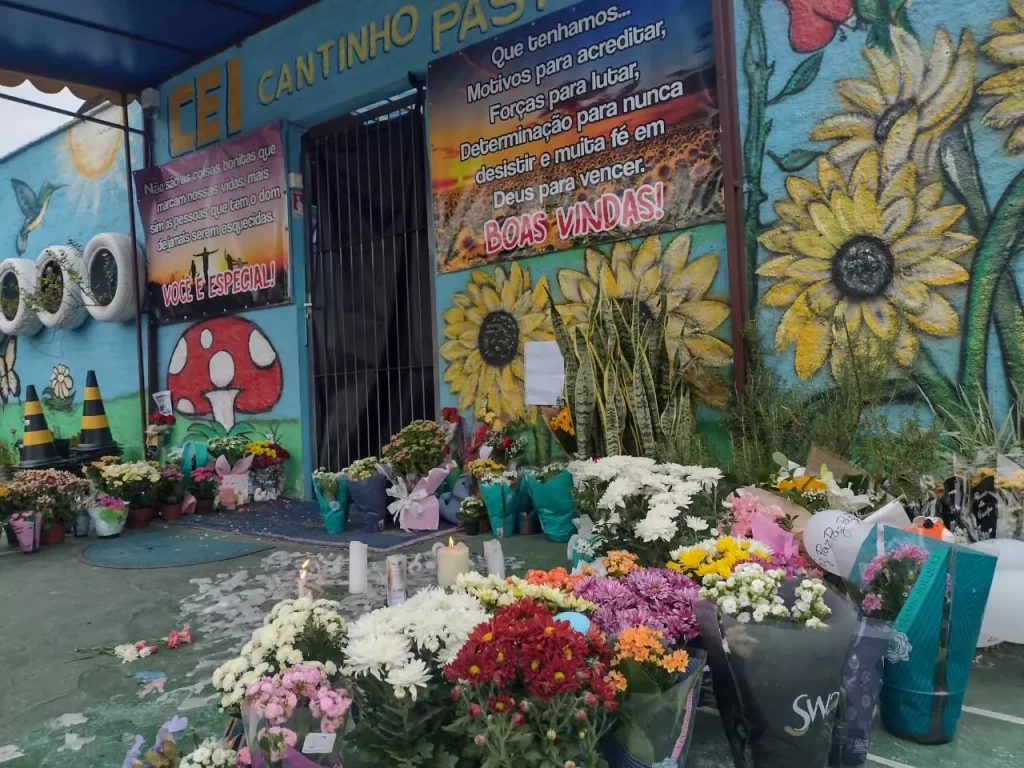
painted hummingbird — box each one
[12,179,64,255]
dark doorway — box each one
[303,91,436,471]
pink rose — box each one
[166,631,180,649]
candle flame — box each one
[299,557,311,580]
[448,536,455,548]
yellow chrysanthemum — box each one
[441,263,553,420]
[556,233,733,405]
[811,28,975,176]
[980,0,1024,153]
[757,131,975,379]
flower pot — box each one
[478,514,491,534]
[40,522,66,546]
[126,507,153,529]
[195,499,215,515]
[518,511,539,535]
[89,506,127,537]
[160,502,183,522]
[73,510,91,537]
[10,515,41,553]
[461,518,481,536]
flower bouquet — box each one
[8,469,90,544]
[600,627,707,768]
[179,737,238,768]
[158,465,186,521]
[444,598,621,768]
[382,420,448,484]
[342,587,489,767]
[247,440,290,501]
[93,461,162,527]
[569,457,724,566]
[89,493,129,537]
[239,665,351,767]
[213,598,347,717]
[695,562,857,768]
[384,461,452,532]
[457,495,485,535]
[216,454,254,509]
[470,459,519,538]
[189,466,220,514]
[7,510,41,553]
[208,436,250,464]
[455,571,597,615]
[311,469,346,534]
[521,461,576,542]
[846,528,996,744]
[342,456,388,530]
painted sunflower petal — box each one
[977,66,1024,97]
[758,255,796,277]
[817,156,847,195]
[440,339,471,361]
[981,31,1024,65]
[882,197,915,240]
[558,270,589,304]
[679,300,730,331]
[907,292,960,336]
[916,183,944,212]
[806,280,841,315]
[893,234,942,265]
[981,94,1024,128]
[1007,125,1024,153]
[600,262,621,299]
[992,17,1024,35]
[832,190,860,235]
[637,266,661,300]
[892,28,926,100]
[677,254,719,299]
[835,298,863,335]
[614,261,637,295]
[464,349,483,375]
[759,228,794,254]
[481,285,501,313]
[919,28,954,104]
[851,150,880,197]
[634,236,661,276]
[456,372,480,412]
[880,164,917,209]
[809,202,847,248]
[775,201,813,228]
[904,259,970,286]
[531,275,551,312]
[585,248,607,283]
[519,312,549,336]
[684,334,734,368]
[660,232,694,281]
[501,264,523,310]
[835,78,886,115]
[943,232,978,260]
[785,257,831,282]
[809,114,875,141]
[862,298,899,340]
[828,138,879,167]
[913,204,967,236]
[793,317,833,380]
[887,275,931,312]
[444,321,478,340]
[864,46,901,103]
[785,176,825,205]
[611,240,634,273]
[762,279,807,307]
[790,230,835,259]
[853,185,883,235]
[882,108,919,176]
[471,270,494,286]
[443,307,465,324]
[894,324,919,367]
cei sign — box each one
[168,57,244,156]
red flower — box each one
[442,407,460,423]
[782,0,852,53]
[468,703,481,718]
[511,712,525,727]
[501,436,512,450]
[488,694,515,715]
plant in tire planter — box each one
[456,496,484,535]
[158,464,186,521]
[695,563,856,768]
[94,460,162,528]
[8,468,90,546]
[89,494,129,537]
[190,466,220,514]
[601,627,707,768]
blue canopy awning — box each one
[0,0,318,100]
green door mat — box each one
[80,530,272,569]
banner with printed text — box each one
[428,0,721,273]
[134,122,290,323]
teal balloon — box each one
[553,612,591,634]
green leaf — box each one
[767,52,823,105]
[855,0,882,22]
[772,451,790,467]
[767,148,822,173]
[866,20,893,52]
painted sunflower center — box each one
[875,99,916,144]
[478,311,520,367]
[832,235,894,299]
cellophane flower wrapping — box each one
[601,648,707,768]
[478,478,519,537]
[345,473,389,530]
[521,469,576,542]
[828,618,892,767]
[846,526,996,744]
[696,586,857,768]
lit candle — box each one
[349,541,368,594]
[298,558,313,598]
[434,537,471,588]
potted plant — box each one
[456,496,484,535]
[207,436,249,465]
[89,494,129,537]
[92,461,162,529]
[0,439,17,482]
[343,456,389,530]
[8,469,90,546]
[158,465,185,521]
[245,439,289,501]
[190,466,219,514]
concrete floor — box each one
[0,526,1020,767]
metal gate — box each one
[303,91,436,471]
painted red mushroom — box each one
[167,317,283,431]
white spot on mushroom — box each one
[200,329,213,349]
[168,337,188,376]
[209,350,235,388]
[177,398,195,414]
[249,328,276,368]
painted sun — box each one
[59,104,139,215]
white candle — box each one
[298,558,314,599]
[435,537,471,588]
[483,539,505,579]
[349,541,368,594]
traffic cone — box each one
[72,370,120,461]
[19,385,64,468]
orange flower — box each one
[604,670,628,693]
[660,650,691,674]
[603,551,639,577]
[613,626,666,665]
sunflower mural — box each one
[440,262,553,420]
[555,233,733,405]
[740,0,1024,409]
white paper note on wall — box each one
[524,341,565,405]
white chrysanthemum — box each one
[114,644,139,663]
[343,633,413,679]
[635,509,678,542]
[685,515,710,532]
[386,657,433,701]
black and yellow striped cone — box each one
[72,370,119,459]
[19,385,64,468]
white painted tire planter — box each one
[82,232,146,323]
[35,245,89,330]
[0,258,43,336]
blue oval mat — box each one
[80,530,272,569]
